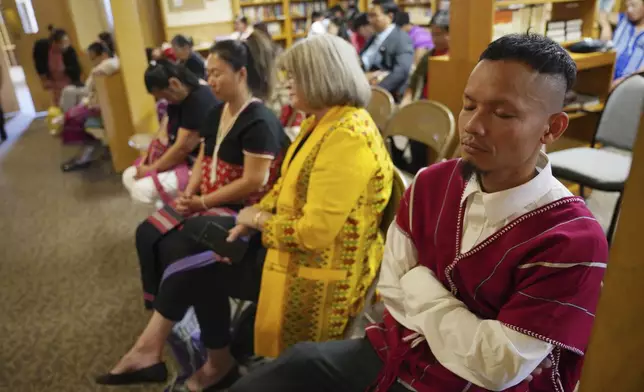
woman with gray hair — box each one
[227,34,394,359]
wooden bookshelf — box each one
[395,0,437,27]
[231,0,356,47]
[427,0,615,157]
[496,0,580,6]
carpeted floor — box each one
[0,117,161,391]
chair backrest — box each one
[380,167,407,235]
[382,100,456,162]
[595,74,644,150]
[367,86,396,132]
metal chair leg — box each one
[606,192,624,245]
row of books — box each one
[242,5,284,21]
[292,20,308,34]
[264,21,284,36]
[407,7,433,25]
[290,2,327,18]
[493,4,549,40]
[493,4,584,43]
[546,19,583,43]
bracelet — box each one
[253,211,264,228]
[200,195,208,211]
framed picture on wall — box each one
[167,0,206,12]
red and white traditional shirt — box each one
[366,154,609,392]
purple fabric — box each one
[408,26,434,50]
[61,104,100,145]
[165,308,207,389]
[161,250,220,282]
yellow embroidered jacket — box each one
[254,105,394,357]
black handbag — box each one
[182,215,250,264]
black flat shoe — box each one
[95,362,168,385]
[170,366,241,392]
[61,159,92,172]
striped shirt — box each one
[613,13,644,80]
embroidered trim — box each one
[433,161,460,247]
[550,348,564,392]
[501,322,584,356]
[518,261,607,269]
[446,195,587,295]
[408,166,429,236]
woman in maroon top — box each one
[96,32,287,389]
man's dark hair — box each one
[394,11,411,27]
[237,15,248,25]
[394,11,410,27]
[87,42,110,57]
[480,34,577,92]
[351,12,369,29]
[171,34,194,49]
[311,10,323,20]
[372,0,398,18]
[429,10,450,32]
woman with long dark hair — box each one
[121,60,217,205]
[96,32,287,390]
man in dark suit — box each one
[360,0,413,100]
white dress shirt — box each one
[378,153,573,391]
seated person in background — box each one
[361,0,414,100]
[172,34,206,80]
[96,32,287,390]
[400,10,450,107]
[230,15,254,41]
[599,0,644,85]
[227,34,393,362]
[58,32,117,114]
[147,45,176,63]
[60,42,120,170]
[392,10,450,175]
[308,11,328,37]
[122,61,218,206]
[350,12,374,52]
[229,34,609,392]
[394,11,434,67]
[328,16,351,42]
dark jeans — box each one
[229,338,411,392]
[135,215,265,349]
